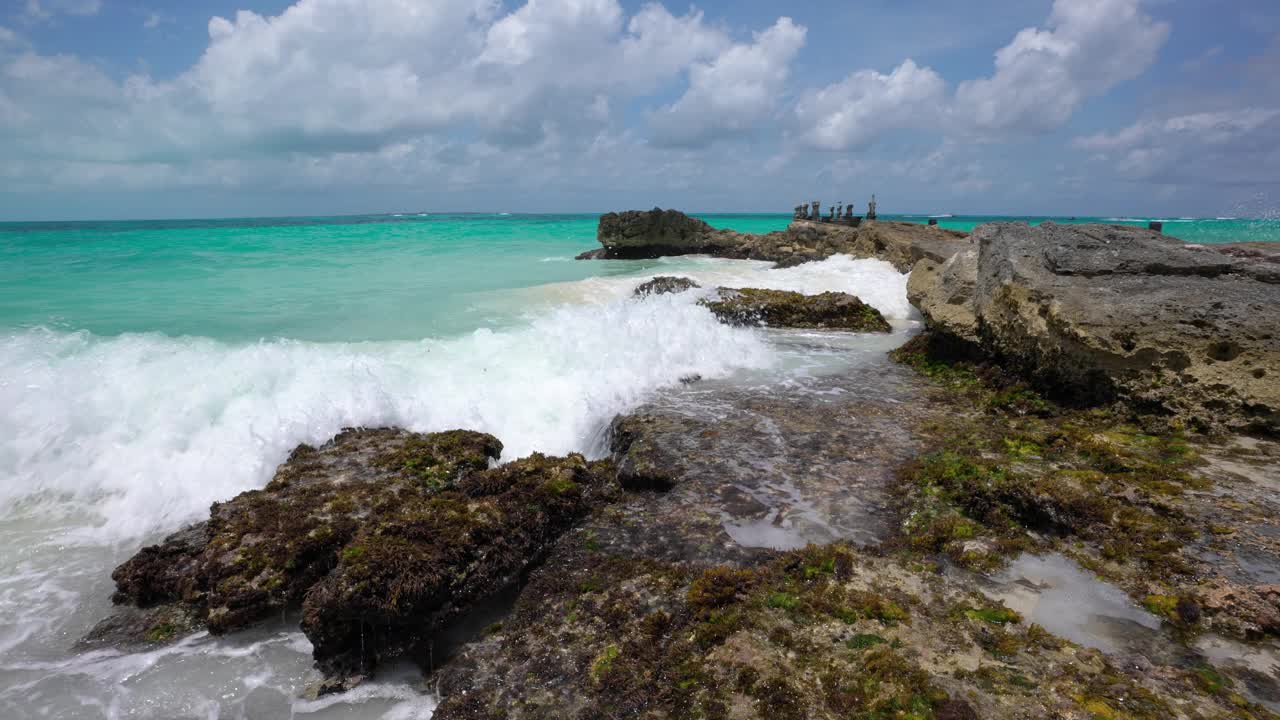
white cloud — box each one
[648,17,805,147]
[24,0,101,22]
[1074,108,1280,182]
[143,13,162,30]
[793,59,945,150]
[0,0,790,194]
[954,0,1169,133]
[791,0,1170,152]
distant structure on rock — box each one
[790,194,873,227]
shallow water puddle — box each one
[1195,635,1280,709]
[978,553,1162,654]
[976,553,1280,712]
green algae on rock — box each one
[433,539,1265,719]
[700,287,892,332]
[103,427,622,682]
[891,331,1280,647]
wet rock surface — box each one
[434,538,1265,719]
[423,341,1280,717]
[581,208,971,270]
[632,275,701,297]
[909,222,1280,434]
[99,427,621,682]
[699,287,893,332]
[604,364,936,556]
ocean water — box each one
[0,211,1274,719]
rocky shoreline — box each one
[91,209,1280,718]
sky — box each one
[0,0,1277,220]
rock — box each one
[301,451,618,678]
[633,276,701,297]
[1195,578,1280,639]
[759,219,971,272]
[608,414,682,492]
[77,603,203,650]
[699,288,892,332]
[432,538,1250,720]
[594,208,740,259]
[907,248,979,344]
[101,427,625,683]
[909,222,1280,434]
[579,209,971,271]
[110,522,209,608]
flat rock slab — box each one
[601,360,941,564]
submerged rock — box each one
[633,276,701,297]
[909,222,1280,433]
[700,287,892,332]
[101,427,622,682]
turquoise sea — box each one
[2,213,1275,341]
[0,211,1275,718]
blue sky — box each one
[1,0,1277,220]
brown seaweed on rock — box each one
[700,288,892,332]
[105,427,622,682]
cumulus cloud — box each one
[793,59,946,150]
[954,0,1169,133]
[0,0,1204,212]
[792,0,1169,151]
[647,17,805,147]
[1074,108,1280,183]
[0,0,759,179]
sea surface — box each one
[0,212,1275,718]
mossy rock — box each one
[700,287,892,332]
[431,539,1262,720]
[109,427,623,683]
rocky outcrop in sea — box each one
[578,207,969,271]
[91,210,1280,718]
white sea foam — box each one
[0,291,772,543]
[507,254,914,326]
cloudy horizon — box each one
[1,0,1277,221]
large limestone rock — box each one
[907,247,979,344]
[909,222,1280,433]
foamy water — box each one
[0,250,912,718]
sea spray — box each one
[0,291,771,543]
